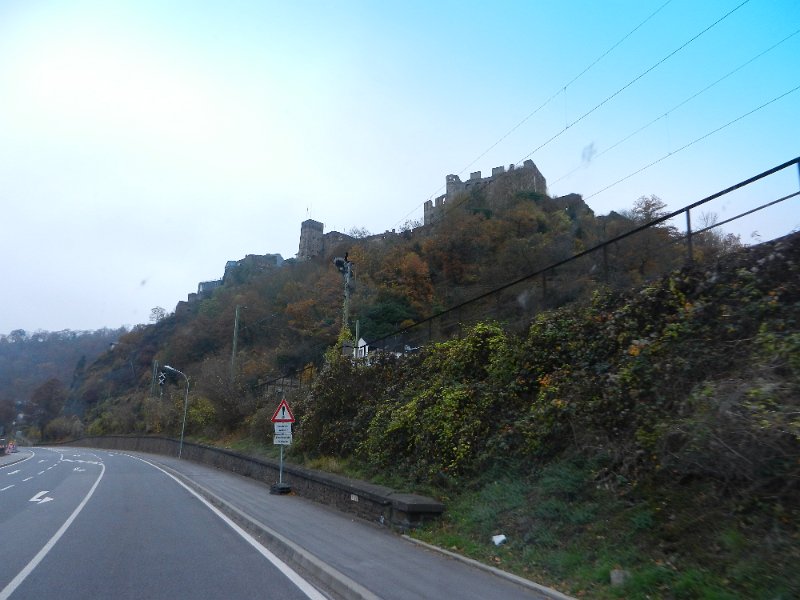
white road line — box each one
[0,462,105,600]
[38,471,45,475]
[1,485,13,491]
[22,477,33,482]
[130,455,327,600]
[1,451,35,470]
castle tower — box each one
[297,219,324,260]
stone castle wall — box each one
[424,159,547,225]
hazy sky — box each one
[1,0,798,335]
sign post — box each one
[270,399,295,495]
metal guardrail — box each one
[368,156,800,355]
[263,157,799,389]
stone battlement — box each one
[425,159,546,225]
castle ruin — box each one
[424,159,546,225]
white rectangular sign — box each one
[273,433,292,445]
[274,422,292,435]
[273,422,292,445]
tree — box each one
[627,194,672,225]
[693,211,742,260]
[0,397,15,435]
[614,195,682,281]
[346,226,371,239]
[150,306,167,323]
[29,378,67,431]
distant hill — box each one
[52,188,741,441]
[0,327,125,435]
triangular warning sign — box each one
[271,399,295,423]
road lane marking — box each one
[38,471,45,475]
[1,485,13,491]
[132,456,327,600]
[1,451,34,470]
[30,491,54,504]
[0,462,105,600]
[23,477,33,482]
[6,470,20,475]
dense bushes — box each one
[291,234,799,596]
[298,235,800,505]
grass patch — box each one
[407,457,799,599]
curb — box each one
[401,536,577,600]
[123,451,575,600]
[0,450,33,468]
[150,457,382,600]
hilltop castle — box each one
[423,159,546,226]
[297,159,549,261]
[177,159,558,314]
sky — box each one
[1,0,798,335]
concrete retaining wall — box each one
[62,436,443,530]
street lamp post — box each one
[163,365,189,459]
[230,304,246,383]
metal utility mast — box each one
[333,253,354,328]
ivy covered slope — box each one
[296,232,800,598]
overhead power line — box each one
[550,27,800,187]
[391,0,675,230]
[394,0,758,234]
[455,0,675,179]
[585,82,800,200]
[517,0,753,164]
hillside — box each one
[5,184,793,597]
[0,327,125,437]
[297,231,799,598]
[43,191,736,440]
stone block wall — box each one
[61,435,443,530]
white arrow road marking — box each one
[30,491,54,504]
[6,470,20,475]
[1,463,104,600]
[73,467,85,472]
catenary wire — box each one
[394,0,753,230]
[550,27,800,187]
[389,0,675,230]
[454,0,675,179]
[516,0,753,164]
[584,82,800,200]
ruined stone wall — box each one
[424,159,548,225]
[58,435,443,529]
[297,219,325,260]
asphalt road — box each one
[0,448,325,600]
[1,448,563,600]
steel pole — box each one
[164,365,190,459]
[179,376,189,459]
